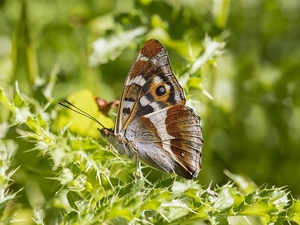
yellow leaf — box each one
[56,89,115,138]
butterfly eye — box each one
[156,85,166,96]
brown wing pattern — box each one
[115,39,185,133]
[124,105,203,179]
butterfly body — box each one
[101,39,203,179]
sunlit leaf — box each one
[56,89,114,138]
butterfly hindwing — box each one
[123,105,202,179]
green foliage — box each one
[0,0,299,224]
[0,84,299,224]
[0,141,20,224]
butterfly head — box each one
[97,127,113,138]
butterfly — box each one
[60,39,203,179]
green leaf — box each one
[0,88,15,112]
[210,214,229,225]
[213,186,234,211]
[288,199,300,224]
[187,77,203,90]
[14,82,27,108]
[67,191,82,210]
[89,27,147,66]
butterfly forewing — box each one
[115,39,186,133]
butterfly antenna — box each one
[59,99,105,129]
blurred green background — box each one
[1,0,299,211]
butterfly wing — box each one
[124,105,203,179]
[115,39,186,133]
[112,39,203,179]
